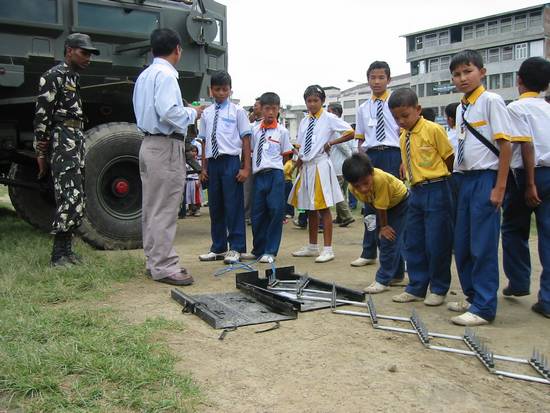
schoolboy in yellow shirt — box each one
[343,153,409,293]
[387,88,455,306]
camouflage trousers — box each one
[50,125,85,234]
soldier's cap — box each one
[65,33,100,55]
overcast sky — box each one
[215,0,544,106]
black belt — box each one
[367,145,399,151]
[255,168,277,175]
[412,177,448,187]
[143,131,185,141]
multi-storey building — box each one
[402,3,548,121]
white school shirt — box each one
[329,129,354,176]
[133,58,197,135]
[508,92,550,169]
[355,90,400,150]
[455,86,511,171]
[251,122,293,174]
[198,99,252,158]
[297,109,354,162]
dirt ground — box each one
[105,210,550,413]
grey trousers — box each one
[139,136,186,280]
[335,175,354,222]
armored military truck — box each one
[0,0,227,249]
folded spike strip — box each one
[367,294,378,327]
[462,328,495,372]
[530,348,550,380]
[410,309,430,347]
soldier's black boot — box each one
[50,232,72,267]
[64,232,83,265]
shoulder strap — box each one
[463,118,500,158]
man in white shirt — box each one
[133,28,204,286]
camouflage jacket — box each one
[33,62,84,156]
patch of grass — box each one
[0,209,201,412]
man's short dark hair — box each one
[421,108,436,122]
[211,70,232,87]
[450,49,484,72]
[388,88,418,110]
[342,153,374,184]
[367,61,391,78]
[303,85,326,102]
[445,102,460,121]
[518,57,550,93]
[150,29,181,57]
[327,102,343,117]
[259,92,280,106]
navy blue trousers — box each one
[361,147,402,259]
[207,155,246,253]
[284,180,294,217]
[251,169,286,256]
[454,170,500,321]
[404,180,454,297]
[376,196,408,285]
[502,167,550,313]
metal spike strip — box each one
[295,275,308,297]
[367,294,378,327]
[330,282,337,310]
[267,268,276,286]
[410,309,430,346]
[463,328,495,372]
[529,348,550,380]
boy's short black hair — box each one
[518,57,550,92]
[259,92,280,106]
[367,61,391,78]
[211,70,232,87]
[303,85,326,102]
[444,102,460,120]
[342,153,374,184]
[449,49,484,72]
[150,28,181,57]
[421,108,436,122]
[327,102,343,117]
[388,88,418,110]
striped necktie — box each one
[304,116,316,156]
[457,102,469,166]
[256,128,267,167]
[405,130,413,183]
[375,99,385,142]
[211,103,221,158]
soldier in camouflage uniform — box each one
[33,33,99,267]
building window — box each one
[429,58,439,72]
[488,48,500,63]
[411,61,420,76]
[502,72,514,88]
[419,60,426,74]
[530,39,544,57]
[487,20,499,35]
[425,33,437,48]
[478,49,488,63]
[501,45,513,61]
[515,43,528,60]
[343,100,355,109]
[344,115,356,124]
[438,30,449,45]
[475,23,486,38]
[501,17,512,33]
[415,36,423,50]
[358,98,367,106]
[530,12,542,27]
[417,84,425,98]
[514,14,527,30]
[440,56,450,71]
[463,25,474,40]
[489,74,501,90]
[427,82,439,96]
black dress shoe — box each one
[502,284,530,297]
[156,273,194,286]
[339,217,355,227]
[532,302,550,318]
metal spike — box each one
[330,282,337,310]
[367,294,378,326]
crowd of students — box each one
[134,29,549,327]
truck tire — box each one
[8,162,56,232]
[78,122,143,250]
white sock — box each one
[308,243,319,251]
[323,246,333,254]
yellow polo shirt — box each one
[399,117,454,186]
[348,168,408,210]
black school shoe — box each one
[502,284,530,297]
[339,217,355,227]
[532,302,550,319]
